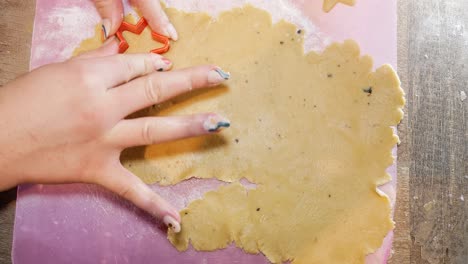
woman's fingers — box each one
[106,113,230,148]
[86,53,173,88]
[109,65,230,117]
[131,0,178,40]
[98,164,181,232]
[93,0,124,38]
[94,0,178,40]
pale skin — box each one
[95,0,179,40]
[0,0,230,233]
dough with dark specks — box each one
[75,6,404,263]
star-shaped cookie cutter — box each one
[113,17,171,54]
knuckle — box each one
[54,61,108,137]
[69,61,95,89]
[74,97,108,136]
[185,75,194,91]
[142,120,156,145]
[184,69,196,91]
[78,104,100,121]
[76,104,106,134]
[143,54,155,74]
[118,54,135,82]
[144,76,162,103]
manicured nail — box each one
[152,55,172,72]
[167,23,178,41]
[163,215,181,233]
[208,67,231,85]
[101,19,111,39]
[102,35,116,46]
[162,58,171,65]
[203,115,231,132]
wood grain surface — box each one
[391,1,412,263]
[396,1,467,263]
[0,1,466,264]
[0,1,35,263]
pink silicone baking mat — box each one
[12,0,397,263]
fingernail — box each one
[208,67,231,85]
[152,55,172,72]
[166,23,178,41]
[102,35,116,46]
[203,115,231,132]
[163,215,181,233]
[101,19,111,39]
[162,58,171,65]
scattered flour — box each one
[32,0,326,67]
[161,0,326,52]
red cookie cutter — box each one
[111,17,171,54]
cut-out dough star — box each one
[323,0,356,12]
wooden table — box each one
[0,1,466,263]
[0,1,35,263]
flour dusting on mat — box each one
[31,3,99,68]
[31,0,326,68]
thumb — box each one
[93,0,124,38]
[98,164,181,233]
[131,0,178,41]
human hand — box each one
[0,39,230,232]
[93,0,178,40]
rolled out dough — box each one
[75,5,404,263]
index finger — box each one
[81,53,173,89]
[108,65,230,118]
[131,0,178,40]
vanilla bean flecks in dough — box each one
[75,5,404,263]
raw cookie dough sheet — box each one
[13,0,398,263]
